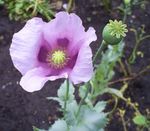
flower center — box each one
[47,49,69,69]
[52,50,66,64]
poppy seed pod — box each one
[102,20,128,45]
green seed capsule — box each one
[102,20,128,45]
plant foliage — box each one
[4,0,55,21]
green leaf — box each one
[47,80,75,108]
[104,88,124,99]
[92,42,124,97]
[5,0,54,21]
[49,119,68,131]
[79,85,93,107]
[33,126,46,131]
[58,80,75,103]
[0,0,4,5]
[72,106,108,131]
[133,115,147,126]
[65,101,79,125]
[33,126,39,131]
[94,101,107,113]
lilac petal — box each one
[69,44,93,84]
[20,67,68,92]
[20,67,50,92]
[85,27,97,45]
[68,27,97,84]
[43,12,85,49]
[69,27,97,57]
[10,17,45,75]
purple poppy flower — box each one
[10,12,97,92]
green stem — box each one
[129,41,139,64]
[76,83,90,117]
[129,31,150,64]
[120,96,141,114]
[93,40,106,64]
[140,35,150,42]
[64,79,69,114]
[109,96,118,114]
[125,60,132,75]
[118,59,128,76]
[123,2,130,23]
[102,0,111,12]
[120,82,128,93]
[67,0,73,13]
[123,8,127,23]
[32,0,38,16]
[120,111,128,131]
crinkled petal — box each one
[20,67,50,92]
[85,27,97,45]
[68,27,97,84]
[69,27,97,56]
[43,12,85,49]
[10,17,45,75]
[20,67,68,92]
[69,44,93,84]
[43,12,97,58]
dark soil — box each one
[0,0,150,131]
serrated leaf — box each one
[58,80,75,103]
[49,119,68,131]
[94,101,107,113]
[75,106,108,131]
[65,101,79,125]
[92,42,124,97]
[47,80,75,108]
[79,85,93,107]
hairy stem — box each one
[120,110,128,131]
[64,79,69,114]
[32,0,39,16]
[129,40,139,64]
[67,0,74,13]
[76,83,90,117]
[118,59,128,76]
[93,40,106,64]
[129,30,150,64]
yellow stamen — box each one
[51,50,66,65]
[47,49,69,69]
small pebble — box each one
[130,19,133,23]
[42,121,45,124]
[87,17,92,22]
[2,85,6,89]
[1,82,12,89]
[131,15,136,19]
[16,81,19,85]
[92,11,97,15]
[0,35,4,41]
[63,3,68,10]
